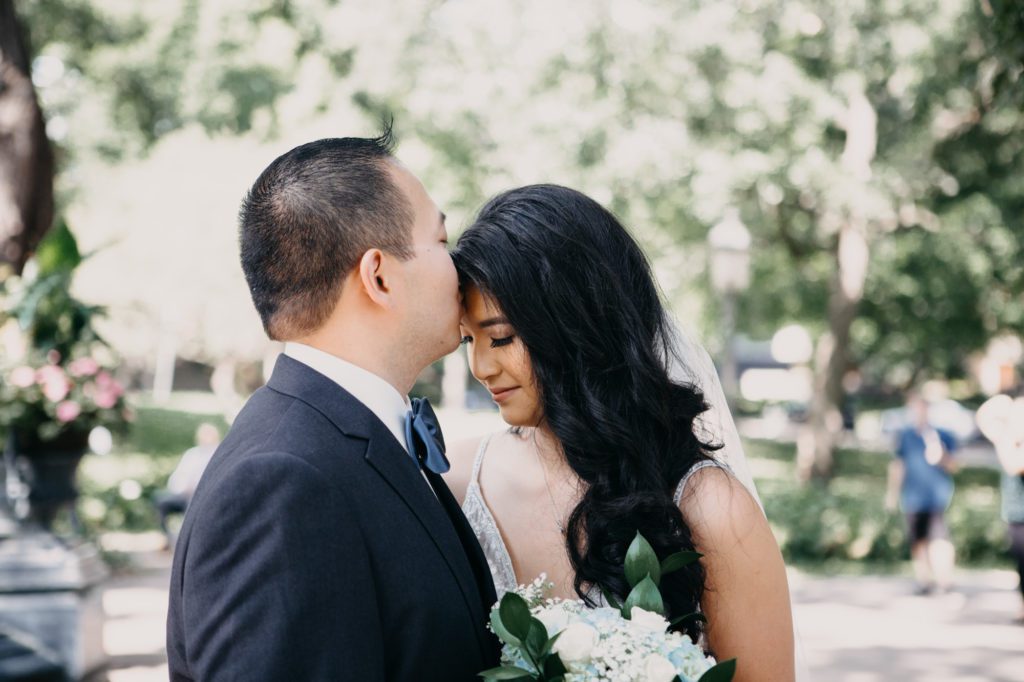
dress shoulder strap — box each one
[673,459,732,507]
[469,433,494,485]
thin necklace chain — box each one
[534,442,568,536]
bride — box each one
[443,184,796,681]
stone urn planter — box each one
[4,429,90,530]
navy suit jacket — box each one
[166,355,499,681]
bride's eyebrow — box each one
[479,316,510,328]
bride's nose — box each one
[469,344,500,383]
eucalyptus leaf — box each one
[499,592,534,641]
[625,532,661,587]
[542,631,563,657]
[661,550,703,575]
[478,665,537,681]
[622,574,665,616]
[669,611,707,628]
[698,658,737,682]
[543,653,567,677]
[524,618,549,663]
[490,608,520,647]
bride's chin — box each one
[496,406,526,427]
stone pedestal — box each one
[0,530,108,680]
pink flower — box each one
[37,365,71,403]
[56,400,82,423]
[94,388,119,409]
[94,371,124,400]
[68,357,100,378]
[9,366,36,388]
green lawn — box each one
[747,439,1008,570]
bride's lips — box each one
[489,386,519,403]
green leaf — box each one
[499,592,534,641]
[477,666,529,679]
[670,611,707,628]
[661,550,703,575]
[490,608,520,647]
[35,219,82,275]
[542,631,563,657]
[625,532,662,587]
[524,619,549,663]
[698,658,737,682]
[543,654,567,677]
[623,574,665,616]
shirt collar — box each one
[283,342,411,452]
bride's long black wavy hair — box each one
[453,184,720,640]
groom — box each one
[166,132,499,680]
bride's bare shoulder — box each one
[444,430,517,503]
[677,465,765,550]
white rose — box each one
[551,622,598,663]
[535,606,571,635]
[642,653,678,682]
[630,606,671,633]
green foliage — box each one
[121,405,228,456]
[699,659,738,682]
[3,222,103,360]
[624,531,662,587]
[76,453,178,535]
[17,0,344,169]
[748,439,1009,566]
[487,592,563,679]
[68,404,225,538]
[622,574,665,617]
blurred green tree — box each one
[365,0,1022,481]
[3,0,355,273]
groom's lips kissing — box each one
[489,386,519,403]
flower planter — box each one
[4,429,90,530]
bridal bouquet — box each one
[481,533,735,682]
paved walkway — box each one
[90,535,1023,681]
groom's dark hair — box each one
[238,126,414,340]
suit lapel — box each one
[363,432,494,660]
[426,470,499,613]
[266,356,495,659]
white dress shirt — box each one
[283,342,438,497]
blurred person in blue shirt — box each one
[885,392,958,595]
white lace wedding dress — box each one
[462,433,732,600]
[459,321,810,679]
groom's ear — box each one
[357,248,394,308]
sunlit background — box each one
[1,1,1023,680]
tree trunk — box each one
[798,84,876,483]
[0,0,54,277]
[797,223,866,481]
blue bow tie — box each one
[404,397,450,474]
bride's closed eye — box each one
[460,334,516,348]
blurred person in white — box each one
[885,392,959,594]
[977,391,1024,624]
[446,185,797,681]
[154,422,220,547]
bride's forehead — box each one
[461,286,505,321]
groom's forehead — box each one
[386,160,443,224]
